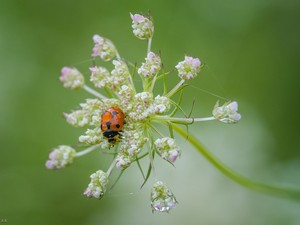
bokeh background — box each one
[1,0,300,224]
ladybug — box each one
[101,106,126,144]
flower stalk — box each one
[172,123,300,200]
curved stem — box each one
[165,79,185,98]
[107,160,116,176]
[172,124,300,201]
[83,85,107,99]
[75,144,101,157]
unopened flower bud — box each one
[138,52,161,78]
[212,101,241,123]
[92,34,117,61]
[154,137,180,163]
[175,56,201,80]
[84,170,109,199]
[45,145,76,169]
[150,181,177,213]
[60,67,84,90]
[130,13,154,40]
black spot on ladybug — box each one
[112,111,119,117]
[106,121,111,129]
[116,124,120,128]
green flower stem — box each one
[107,160,116,176]
[83,85,107,99]
[153,115,216,124]
[147,37,152,54]
[75,144,101,157]
[172,124,300,201]
[165,79,185,98]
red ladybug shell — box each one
[101,107,125,144]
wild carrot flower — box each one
[60,67,84,90]
[84,170,109,199]
[130,13,154,40]
[138,51,161,78]
[213,101,241,123]
[47,12,246,213]
[150,181,177,212]
[175,56,201,80]
[45,145,76,169]
[92,34,118,61]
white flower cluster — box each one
[79,127,103,145]
[150,181,177,213]
[60,67,84,90]
[50,12,242,213]
[92,34,117,61]
[212,101,241,124]
[90,60,129,91]
[115,125,148,170]
[125,92,171,121]
[138,52,161,78]
[45,145,76,169]
[90,66,110,88]
[175,56,201,80]
[130,13,154,40]
[152,95,170,114]
[84,170,109,199]
[118,85,135,108]
[155,137,180,163]
[64,98,105,127]
[127,92,154,121]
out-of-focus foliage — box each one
[1,0,300,225]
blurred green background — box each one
[1,0,300,224]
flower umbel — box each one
[45,145,76,169]
[130,13,154,40]
[155,137,181,163]
[57,13,300,214]
[60,67,84,90]
[92,34,118,61]
[175,56,201,80]
[212,101,241,123]
[84,170,109,199]
[150,181,177,213]
[138,51,161,78]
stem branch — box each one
[75,144,101,157]
[153,116,216,123]
[165,79,185,98]
[83,85,107,99]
